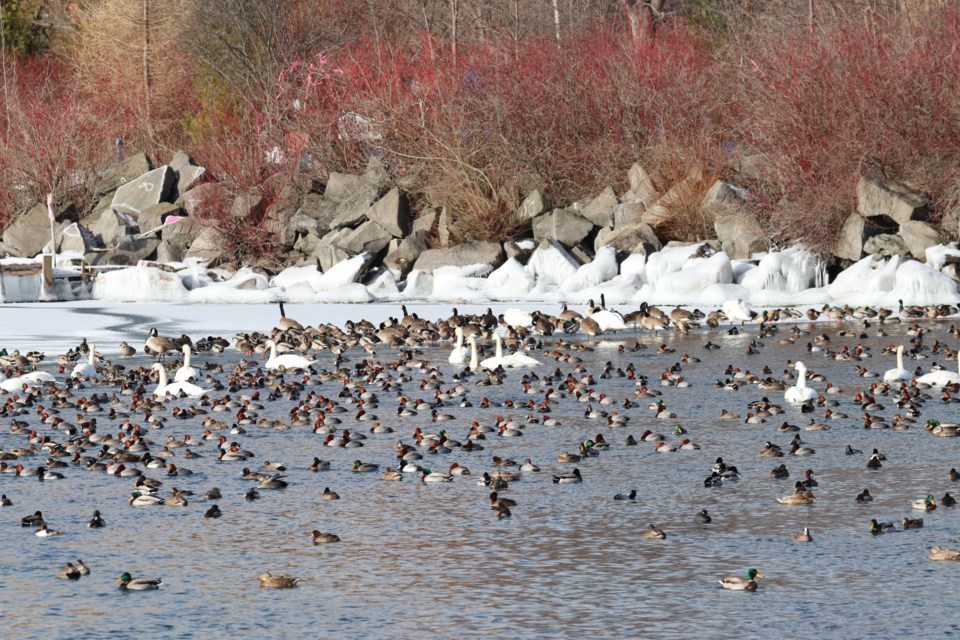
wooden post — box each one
[42,254,53,289]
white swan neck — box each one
[88,345,96,366]
[896,346,904,370]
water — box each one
[2,307,959,639]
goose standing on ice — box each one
[175,345,199,382]
[70,344,97,378]
[883,345,911,383]
[145,328,178,361]
[277,302,303,332]
[784,361,817,404]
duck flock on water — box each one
[5,296,960,592]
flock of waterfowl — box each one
[5,297,960,595]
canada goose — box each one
[278,302,304,332]
[145,328,179,361]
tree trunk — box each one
[449,0,458,70]
[624,0,663,44]
[551,0,561,48]
[142,0,152,138]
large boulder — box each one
[597,222,662,255]
[863,234,910,259]
[366,188,410,238]
[310,245,349,272]
[85,235,159,266]
[2,203,57,257]
[713,210,769,260]
[111,165,175,218]
[138,203,182,236]
[185,227,226,264]
[516,189,545,222]
[613,202,645,228]
[384,231,429,278]
[835,212,901,262]
[623,162,658,206]
[95,153,152,197]
[182,183,220,217]
[581,187,618,227]
[89,209,136,248]
[337,220,393,255]
[532,208,596,247]
[899,220,944,260]
[413,241,505,272]
[55,222,100,254]
[858,177,928,225]
[169,150,206,200]
[296,193,338,229]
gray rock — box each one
[297,193,338,228]
[857,177,928,225]
[863,233,910,259]
[504,241,534,263]
[310,245,349,272]
[437,208,453,246]
[230,190,263,220]
[89,209,135,248]
[384,231,429,278]
[413,241,505,272]
[161,217,202,248]
[185,227,225,263]
[581,186,618,227]
[116,234,160,260]
[613,202,645,228]
[569,245,594,265]
[412,210,437,234]
[293,230,323,255]
[156,240,185,263]
[516,189,545,222]
[366,188,410,238]
[288,211,321,237]
[169,150,206,199]
[181,183,220,217]
[85,235,160,266]
[112,166,175,218]
[337,220,393,255]
[623,163,658,205]
[96,153,153,197]
[2,203,57,257]
[713,210,768,260]
[899,220,944,260]
[138,203,183,237]
[57,222,101,254]
[835,211,903,262]
[532,208,596,247]
[599,222,662,255]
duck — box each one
[902,517,924,529]
[204,504,222,518]
[912,494,937,511]
[258,572,299,589]
[311,530,341,544]
[35,523,60,537]
[870,519,895,535]
[88,510,105,528]
[794,527,813,542]
[640,524,666,540]
[719,568,763,591]
[351,460,378,473]
[855,489,873,503]
[21,510,44,527]
[117,572,162,590]
[264,339,315,372]
[129,491,164,507]
[929,546,960,561]
[613,489,637,501]
[696,509,712,524]
[321,487,340,500]
[57,562,82,580]
[942,493,957,507]
[552,468,583,484]
[777,489,815,505]
[770,463,790,478]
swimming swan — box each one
[152,363,208,399]
[264,339,315,372]
[70,344,97,378]
[175,345,199,382]
[882,345,911,383]
[784,361,817,404]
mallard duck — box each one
[912,495,937,511]
[777,490,815,505]
[929,546,960,561]
[902,517,924,529]
[129,491,164,507]
[351,460,378,473]
[117,572,162,590]
[258,572,299,589]
[641,523,666,539]
[57,562,82,580]
[719,568,763,590]
[552,468,582,484]
[870,519,895,535]
[311,530,341,544]
[309,457,331,472]
[794,527,813,542]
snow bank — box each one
[563,246,618,292]
[92,266,187,302]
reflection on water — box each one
[2,314,959,638]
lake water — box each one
[2,305,960,639]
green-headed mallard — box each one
[117,572,162,590]
[258,572,299,588]
[912,495,937,511]
[719,568,763,590]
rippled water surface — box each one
[3,305,960,639]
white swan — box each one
[722,298,753,324]
[917,358,960,387]
[448,327,468,365]
[883,345,911,382]
[467,336,480,371]
[480,334,540,369]
[22,371,55,383]
[152,363,208,399]
[784,361,817,404]
[264,339,315,372]
[0,376,27,392]
[175,345,199,382]
[502,308,533,330]
[70,344,97,378]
